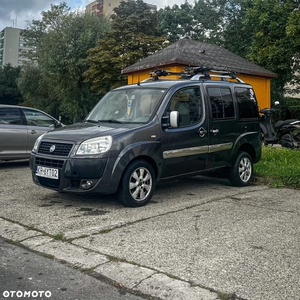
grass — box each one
[52,233,65,241]
[254,146,300,188]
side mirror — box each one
[170,111,179,128]
[55,121,64,128]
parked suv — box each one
[29,68,261,207]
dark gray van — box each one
[29,69,261,207]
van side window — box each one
[235,87,259,119]
[167,87,202,127]
[207,87,234,119]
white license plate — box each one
[36,166,59,179]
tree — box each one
[285,6,300,94]
[19,2,110,123]
[158,3,196,43]
[243,0,300,101]
[192,0,227,44]
[84,0,167,94]
[222,0,254,57]
[0,64,22,105]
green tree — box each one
[158,0,250,47]
[158,3,196,43]
[20,2,110,123]
[285,7,300,93]
[222,0,254,57]
[17,64,61,117]
[0,64,22,105]
[85,0,166,94]
[192,0,227,44]
[243,0,300,101]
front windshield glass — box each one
[86,87,166,124]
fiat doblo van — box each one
[29,68,261,207]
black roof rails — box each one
[148,67,245,83]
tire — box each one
[118,160,156,207]
[229,152,253,187]
[280,133,294,149]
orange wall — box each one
[237,74,271,109]
[126,66,271,109]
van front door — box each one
[161,86,209,178]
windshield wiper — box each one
[85,119,98,123]
[85,119,124,124]
[99,119,124,124]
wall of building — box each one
[86,0,156,18]
[86,0,125,17]
[125,66,272,109]
[0,27,30,67]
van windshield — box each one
[86,88,166,124]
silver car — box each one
[0,105,63,161]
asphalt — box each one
[0,237,144,300]
[0,160,299,300]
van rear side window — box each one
[207,87,234,119]
[235,87,259,119]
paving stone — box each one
[33,240,109,269]
[21,235,54,248]
[94,261,157,289]
[0,218,42,242]
[135,273,219,300]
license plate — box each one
[36,166,59,179]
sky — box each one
[0,0,185,31]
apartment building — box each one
[0,27,30,67]
[86,0,156,17]
[85,0,123,17]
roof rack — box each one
[148,67,245,83]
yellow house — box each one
[122,39,277,109]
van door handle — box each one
[198,127,207,137]
[210,129,219,135]
[30,130,37,134]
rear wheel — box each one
[280,133,295,149]
[118,160,156,207]
[229,152,253,187]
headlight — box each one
[33,133,46,152]
[76,136,112,155]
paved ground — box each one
[0,160,299,300]
[0,237,144,300]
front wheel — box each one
[118,160,156,207]
[229,152,253,187]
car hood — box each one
[41,122,138,143]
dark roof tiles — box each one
[122,39,277,78]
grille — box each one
[38,142,73,157]
[36,157,64,169]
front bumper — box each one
[29,154,120,194]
